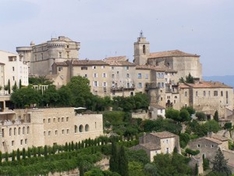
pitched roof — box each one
[179,81,232,89]
[151,131,176,139]
[104,56,135,66]
[148,50,199,58]
[139,143,161,150]
[72,60,109,66]
[136,65,176,73]
[150,103,165,109]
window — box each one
[145,74,148,79]
[27,126,29,134]
[81,66,88,70]
[43,119,45,123]
[48,118,51,123]
[66,117,69,122]
[112,66,114,70]
[103,73,106,78]
[58,118,60,122]
[25,139,27,144]
[9,128,12,136]
[138,83,142,88]
[143,45,146,54]
[41,53,43,60]
[214,91,218,96]
[20,139,23,145]
[67,129,69,134]
[18,127,21,135]
[197,144,201,148]
[112,74,114,78]
[13,76,15,81]
[138,73,142,79]
[208,91,210,96]
[48,131,51,135]
[53,118,56,122]
[203,91,206,97]
[12,140,14,146]
[61,117,64,122]
[185,91,187,97]
[93,81,98,87]
[12,67,15,71]
[74,125,78,133]
[85,124,89,131]
[84,74,87,78]
[62,129,64,134]
[59,52,62,58]
[55,130,58,135]
[196,91,198,96]
[67,51,69,58]
[125,66,129,70]
[92,66,96,69]
[93,73,98,78]
[221,91,223,96]
[79,125,83,132]
[22,127,25,134]
[126,73,129,78]
[103,82,107,87]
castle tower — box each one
[134,31,150,65]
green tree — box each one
[66,76,92,107]
[196,111,206,121]
[165,108,180,121]
[185,73,194,83]
[119,146,128,176]
[214,110,219,122]
[12,81,18,92]
[7,79,11,94]
[211,148,231,175]
[29,76,53,85]
[179,109,190,122]
[181,106,195,116]
[128,161,145,176]
[42,85,59,107]
[109,142,119,173]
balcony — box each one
[111,85,135,92]
[145,83,158,91]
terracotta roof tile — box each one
[148,50,199,58]
[180,81,232,89]
[136,65,176,73]
[104,56,127,61]
[72,60,109,66]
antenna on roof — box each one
[140,30,143,37]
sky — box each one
[0,0,233,76]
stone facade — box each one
[0,107,103,153]
[0,50,29,93]
[17,36,80,76]
[131,131,181,162]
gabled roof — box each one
[148,50,199,58]
[72,60,108,66]
[179,81,232,89]
[151,131,176,139]
[104,56,135,66]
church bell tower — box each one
[133,31,150,65]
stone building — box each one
[0,107,103,153]
[0,50,28,94]
[179,81,233,118]
[133,32,202,82]
[16,36,80,76]
[131,131,181,162]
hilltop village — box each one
[0,33,234,175]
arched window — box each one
[143,45,146,54]
[79,125,83,132]
[18,127,21,135]
[9,128,12,136]
[14,128,16,135]
[27,126,30,134]
[74,125,78,133]
[85,124,89,132]
[22,127,25,134]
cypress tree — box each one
[0,151,2,165]
[22,148,26,160]
[109,142,119,173]
[5,152,8,162]
[214,110,219,122]
[44,145,48,158]
[119,146,128,176]
[17,149,21,161]
[11,150,15,162]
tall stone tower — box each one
[134,31,150,65]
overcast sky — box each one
[0,0,233,76]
